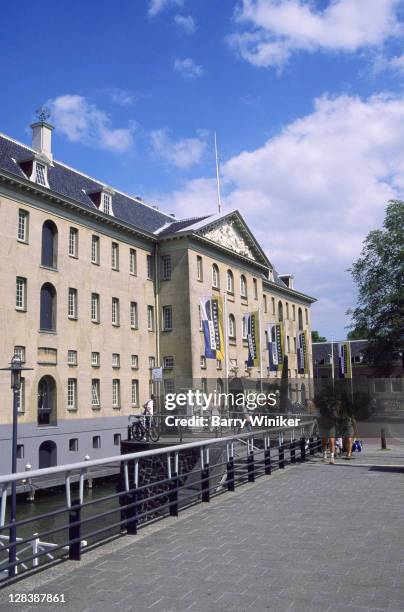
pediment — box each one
[200,219,257,261]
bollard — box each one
[227,458,235,491]
[68,499,82,561]
[264,448,272,475]
[381,428,387,450]
[278,443,285,469]
[247,451,255,482]
[300,437,306,462]
[201,465,210,502]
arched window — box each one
[227,270,234,293]
[41,220,58,268]
[240,275,247,298]
[40,283,57,331]
[229,314,236,339]
[298,307,303,331]
[212,264,220,289]
[37,376,57,427]
[278,301,283,322]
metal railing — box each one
[0,420,321,586]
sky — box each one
[1,0,404,340]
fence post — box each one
[247,438,255,482]
[68,499,81,561]
[278,434,285,469]
[201,447,210,502]
[309,436,315,456]
[381,428,387,450]
[169,452,179,516]
[300,436,306,462]
[227,443,235,491]
[290,435,296,464]
[125,488,138,534]
[264,436,272,475]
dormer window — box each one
[36,163,47,186]
[102,193,112,215]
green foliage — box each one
[312,330,327,342]
[347,327,368,340]
[348,200,404,375]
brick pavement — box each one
[1,445,404,612]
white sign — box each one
[152,367,163,382]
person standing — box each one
[318,400,339,464]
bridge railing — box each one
[0,420,320,586]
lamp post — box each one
[0,354,33,578]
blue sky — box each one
[1,0,404,339]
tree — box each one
[312,330,327,342]
[347,327,368,340]
[348,200,404,375]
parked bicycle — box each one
[128,415,160,442]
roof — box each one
[0,133,180,235]
[312,340,368,361]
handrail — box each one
[0,419,314,485]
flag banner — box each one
[244,311,260,367]
[267,322,284,371]
[200,296,225,361]
[338,342,352,378]
[297,331,309,375]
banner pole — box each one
[258,309,263,393]
[349,340,354,404]
[223,291,229,405]
[331,337,335,391]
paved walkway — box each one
[1,443,404,612]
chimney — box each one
[30,107,54,162]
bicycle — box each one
[129,415,160,442]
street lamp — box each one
[0,353,33,578]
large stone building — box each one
[0,119,315,473]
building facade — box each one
[0,120,315,474]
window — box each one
[240,275,247,298]
[216,359,222,370]
[130,249,137,275]
[91,379,100,407]
[242,316,248,339]
[165,379,175,394]
[40,283,57,331]
[197,255,203,281]
[69,439,78,452]
[163,356,174,369]
[278,301,283,322]
[91,293,100,323]
[36,162,47,186]
[226,270,234,293]
[112,379,121,408]
[17,444,24,459]
[102,193,112,215]
[253,278,258,299]
[229,314,236,339]
[298,308,303,331]
[198,305,203,330]
[91,352,100,367]
[271,297,275,315]
[162,305,173,331]
[18,209,29,242]
[92,435,101,449]
[293,337,297,352]
[91,235,100,264]
[130,302,138,328]
[131,380,139,407]
[392,378,403,392]
[212,264,220,289]
[69,228,78,258]
[149,356,156,369]
[68,288,78,319]
[292,305,296,320]
[68,350,77,366]
[16,379,25,414]
[111,242,119,270]
[112,297,120,326]
[200,355,207,369]
[201,379,207,394]
[305,308,309,325]
[287,336,290,352]
[161,255,172,280]
[147,305,154,331]
[263,295,267,313]
[131,354,139,369]
[16,277,27,311]
[67,379,77,410]
[114,433,121,446]
[41,220,58,268]
[112,353,120,368]
[147,255,153,280]
[375,380,386,393]
[286,303,290,319]
[14,346,26,363]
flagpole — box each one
[214,132,222,214]
[331,337,335,391]
[349,339,354,404]
[223,291,229,407]
[258,309,263,393]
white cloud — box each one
[106,88,136,106]
[174,14,196,33]
[151,93,404,337]
[174,57,204,79]
[230,0,402,68]
[389,54,404,72]
[148,0,183,17]
[150,129,207,169]
[48,95,134,153]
